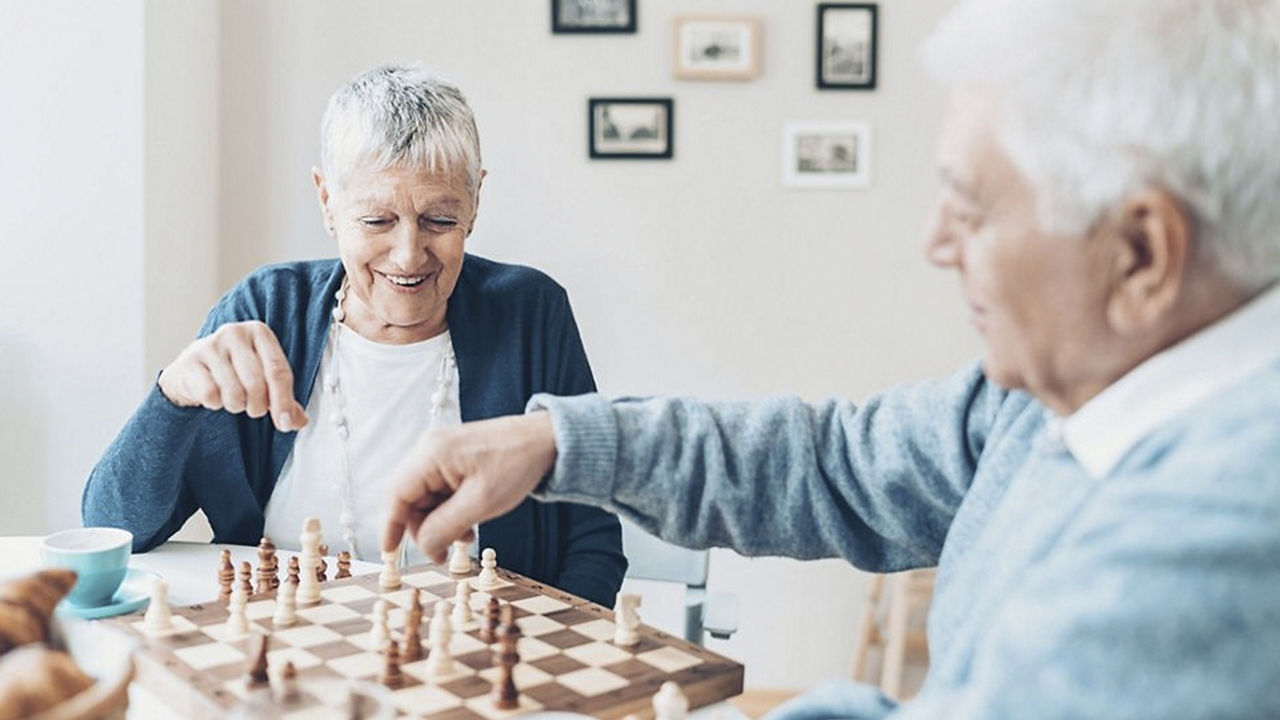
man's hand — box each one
[157,321,307,432]
[381,413,558,563]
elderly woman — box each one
[82,65,625,606]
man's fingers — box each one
[252,327,305,431]
[414,485,490,564]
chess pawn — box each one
[218,549,235,602]
[614,592,642,646]
[369,599,391,651]
[490,605,521,710]
[246,633,270,688]
[225,585,250,637]
[336,551,352,579]
[653,681,689,720]
[317,544,328,583]
[143,577,174,635]
[425,601,455,678]
[379,640,405,690]
[275,661,299,704]
[474,547,500,589]
[273,575,298,627]
[287,555,301,586]
[447,541,472,574]
[379,549,401,590]
[256,537,277,595]
[451,581,473,627]
[479,595,500,644]
[239,561,254,596]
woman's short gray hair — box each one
[320,64,482,197]
[924,0,1280,290]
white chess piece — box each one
[297,517,322,605]
[272,577,297,627]
[614,592,642,646]
[143,577,174,635]
[447,540,472,574]
[225,584,250,637]
[473,547,500,589]
[379,549,401,590]
[653,681,689,720]
[369,599,391,650]
[425,600,455,678]
[451,581,473,626]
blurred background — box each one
[0,0,975,689]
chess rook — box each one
[143,577,174,635]
[379,549,401,589]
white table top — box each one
[2,536,746,719]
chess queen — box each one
[82,64,626,608]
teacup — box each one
[40,527,133,607]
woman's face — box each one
[315,164,480,344]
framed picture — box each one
[817,3,878,90]
[553,0,637,34]
[673,16,762,80]
[782,122,872,188]
[589,98,674,160]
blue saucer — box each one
[57,567,158,620]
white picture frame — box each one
[781,122,872,189]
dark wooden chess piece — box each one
[247,633,270,688]
[336,550,352,579]
[218,549,235,602]
[402,589,424,662]
[238,560,253,595]
[490,605,522,710]
[379,638,405,689]
[479,595,500,644]
[256,537,277,595]
[317,543,328,583]
[287,555,301,586]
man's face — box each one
[926,93,1117,412]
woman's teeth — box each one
[385,274,426,287]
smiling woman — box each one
[79,64,627,608]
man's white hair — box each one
[320,64,482,197]
[924,0,1280,290]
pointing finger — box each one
[252,327,306,431]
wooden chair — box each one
[850,569,935,700]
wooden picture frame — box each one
[673,15,762,81]
[589,98,674,160]
[782,121,872,189]
[552,0,637,34]
[817,3,878,90]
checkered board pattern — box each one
[103,562,744,719]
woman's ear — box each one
[467,169,488,237]
[312,167,335,235]
[1104,188,1193,334]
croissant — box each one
[0,645,94,720]
[0,568,77,654]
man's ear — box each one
[312,167,335,236]
[1105,188,1193,334]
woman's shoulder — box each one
[210,259,342,325]
[457,254,569,304]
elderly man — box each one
[382,0,1280,716]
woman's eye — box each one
[423,217,458,229]
[360,217,391,228]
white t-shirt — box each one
[264,324,460,563]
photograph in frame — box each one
[553,0,637,34]
[589,98,674,159]
[673,16,762,81]
[817,3,878,89]
[782,122,872,189]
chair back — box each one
[620,518,708,588]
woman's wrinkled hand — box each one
[157,321,308,432]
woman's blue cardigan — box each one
[82,255,627,607]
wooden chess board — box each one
[103,561,744,718]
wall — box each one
[0,0,147,535]
[214,0,979,688]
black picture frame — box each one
[816,3,878,90]
[553,0,638,34]
[588,97,674,160]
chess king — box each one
[82,64,626,608]
[382,0,1280,717]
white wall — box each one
[0,0,147,535]
[213,0,979,688]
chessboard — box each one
[103,557,744,719]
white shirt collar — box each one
[1060,282,1280,478]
